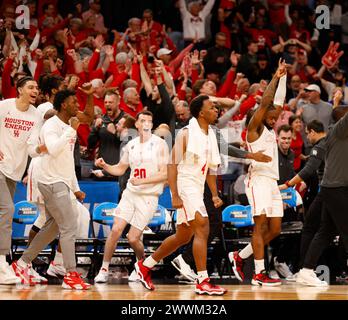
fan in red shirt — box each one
[244,16,277,51]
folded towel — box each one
[186,117,221,167]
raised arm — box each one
[76,83,95,125]
[248,60,287,133]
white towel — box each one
[186,117,221,167]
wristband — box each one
[285,180,291,188]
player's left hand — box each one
[74,191,86,202]
[212,196,223,208]
[129,177,142,186]
[278,184,288,191]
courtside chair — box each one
[91,202,132,270]
[144,205,171,254]
[11,201,39,260]
[220,204,254,277]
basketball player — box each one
[0,76,47,285]
[93,110,169,283]
[12,86,94,290]
[26,78,94,279]
[229,60,288,286]
[135,95,227,295]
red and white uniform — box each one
[176,128,219,225]
[245,126,283,217]
[116,134,169,230]
[0,98,42,181]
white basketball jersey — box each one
[124,134,169,195]
[177,129,211,192]
[246,126,279,180]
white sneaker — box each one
[128,269,140,282]
[274,257,294,278]
[286,272,298,282]
[28,264,48,284]
[269,270,280,280]
[47,262,66,278]
[94,268,109,283]
[171,254,197,282]
[296,269,328,287]
[0,263,21,284]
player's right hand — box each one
[95,158,106,169]
[172,195,183,209]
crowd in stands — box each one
[0,0,347,278]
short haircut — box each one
[136,110,153,120]
[123,87,136,103]
[306,120,324,133]
[53,89,76,112]
[16,76,35,89]
[123,114,136,129]
[190,95,210,118]
[39,74,64,96]
[277,124,293,135]
[104,88,120,99]
[288,114,301,127]
[122,79,138,90]
[143,8,153,16]
[192,79,206,95]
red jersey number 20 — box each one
[134,168,146,179]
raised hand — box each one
[322,41,344,69]
[275,59,289,78]
[78,82,94,95]
[230,51,240,67]
[104,44,114,57]
[93,34,105,50]
[67,49,78,61]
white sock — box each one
[254,259,265,274]
[239,243,253,259]
[101,261,110,272]
[0,255,6,266]
[18,258,28,268]
[197,271,209,283]
[143,256,157,269]
[53,251,63,265]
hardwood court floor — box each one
[1,282,348,300]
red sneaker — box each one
[62,272,91,290]
[195,278,227,296]
[135,259,155,290]
[228,251,245,282]
[11,261,36,286]
[252,270,282,286]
